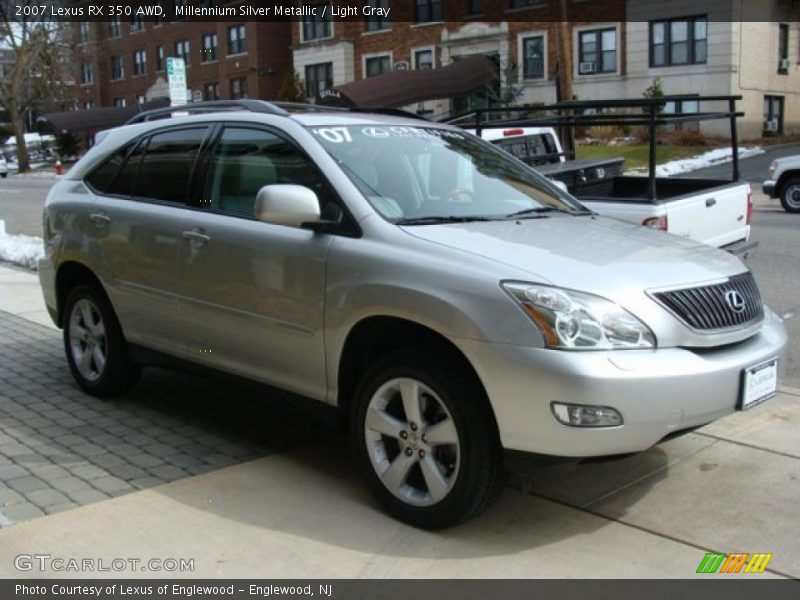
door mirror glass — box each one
[254,184,321,227]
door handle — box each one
[705,197,717,207]
[181,229,211,243]
[89,212,111,225]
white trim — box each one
[411,45,436,70]
[517,29,548,82]
[573,22,622,78]
[362,51,393,79]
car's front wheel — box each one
[353,349,502,529]
[780,177,800,213]
[63,285,141,397]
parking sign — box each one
[166,57,187,107]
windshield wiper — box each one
[505,207,592,219]
[395,215,491,226]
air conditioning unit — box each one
[779,58,790,71]
[579,62,597,74]
[764,119,780,133]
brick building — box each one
[74,16,292,110]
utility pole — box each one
[556,0,572,102]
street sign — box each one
[166,57,187,106]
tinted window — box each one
[107,142,144,196]
[204,127,334,218]
[85,144,132,193]
[135,128,207,203]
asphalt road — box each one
[0,158,798,387]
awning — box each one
[38,97,171,134]
[317,55,498,108]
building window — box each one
[136,94,146,105]
[415,0,442,22]
[80,61,93,84]
[510,0,543,8]
[522,35,545,79]
[230,77,247,99]
[204,82,220,100]
[83,101,94,110]
[113,97,126,108]
[110,55,124,80]
[650,17,707,67]
[78,22,90,43]
[778,23,789,73]
[156,45,164,71]
[578,27,617,74]
[228,24,246,54]
[365,0,390,32]
[414,49,433,70]
[201,33,218,62]
[108,17,120,38]
[174,40,190,65]
[764,95,784,135]
[302,4,331,41]
[130,16,144,32]
[365,54,391,78]
[467,0,481,15]
[133,50,146,76]
[305,62,332,98]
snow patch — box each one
[626,146,765,177]
[0,222,44,270]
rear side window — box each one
[85,144,132,193]
[107,142,144,197]
[134,127,208,204]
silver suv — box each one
[39,101,788,529]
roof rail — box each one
[348,107,429,121]
[124,100,289,125]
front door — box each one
[178,125,333,401]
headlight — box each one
[503,282,656,350]
[768,161,777,180]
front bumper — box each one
[460,308,788,457]
[762,180,777,197]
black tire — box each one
[352,349,502,529]
[780,177,800,213]
[63,284,141,397]
[0,173,7,178]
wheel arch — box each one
[335,315,498,436]
[776,170,800,196]
[55,261,110,327]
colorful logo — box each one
[696,552,773,574]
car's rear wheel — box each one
[63,285,141,397]
[780,178,800,213]
[352,349,502,529]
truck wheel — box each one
[780,178,800,213]
[352,349,502,529]
[63,285,141,397]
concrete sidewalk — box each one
[0,262,797,578]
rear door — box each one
[85,126,210,357]
[177,124,334,401]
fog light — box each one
[551,402,623,427]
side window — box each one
[107,141,144,196]
[85,143,132,193]
[134,127,208,204]
[203,127,334,219]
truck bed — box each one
[574,176,735,203]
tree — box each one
[277,70,306,103]
[0,1,75,172]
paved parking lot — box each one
[0,310,330,525]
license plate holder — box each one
[739,359,778,410]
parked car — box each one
[0,155,8,178]
[472,124,754,256]
[763,156,800,213]
[39,101,787,529]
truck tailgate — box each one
[665,182,751,248]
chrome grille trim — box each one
[653,272,764,331]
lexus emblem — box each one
[724,290,746,313]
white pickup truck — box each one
[763,156,800,213]
[473,126,755,256]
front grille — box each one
[653,272,764,331]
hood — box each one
[401,214,747,304]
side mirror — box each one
[254,184,321,228]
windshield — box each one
[307,124,588,223]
